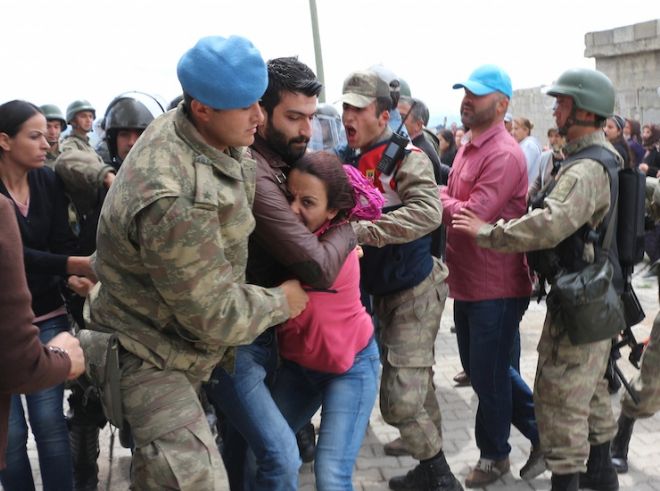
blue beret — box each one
[177,35,268,110]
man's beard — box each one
[460,99,498,129]
[264,124,309,164]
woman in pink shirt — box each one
[271,151,380,490]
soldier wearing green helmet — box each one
[61,99,102,158]
[39,104,66,167]
[451,67,624,491]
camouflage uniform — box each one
[620,178,660,419]
[84,105,290,490]
[353,138,449,461]
[60,132,101,157]
[45,147,61,169]
[477,131,620,473]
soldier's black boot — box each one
[389,451,464,491]
[611,414,635,474]
[70,423,101,491]
[551,472,579,491]
[579,441,619,491]
[296,421,316,463]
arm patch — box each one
[548,174,577,203]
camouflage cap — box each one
[341,70,391,108]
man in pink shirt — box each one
[440,65,543,488]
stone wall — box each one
[510,18,660,145]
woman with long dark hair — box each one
[0,100,94,490]
[270,151,381,490]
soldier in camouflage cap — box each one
[82,35,308,490]
[339,69,462,491]
[453,68,623,491]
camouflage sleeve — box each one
[646,177,660,222]
[136,196,290,347]
[353,150,441,247]
[54,150,115,199]
[477,160,610,253]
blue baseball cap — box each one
[452,64,512,99]
[177,35,267,110]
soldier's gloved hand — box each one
[280,279,309,319]
[47,332,86,380]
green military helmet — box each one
[39,104,67,131]
[398,78,412,98]
[66,99,96,123]
[545,68,615,118]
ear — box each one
[327,208,339,222]
[190,99,213,124]
[0,133,11,153]
[379,108,390,129]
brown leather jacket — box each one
[246,135,356,289]
[0,196,70,469]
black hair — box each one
[375,96,393,118]
[260,57,322,116]
[0,100,42,157]
[291,151,354,221]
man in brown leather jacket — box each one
[204,57,356,491]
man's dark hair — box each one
[260,57,322,116]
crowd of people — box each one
[1,32,660,491]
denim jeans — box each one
[270,337,380,491]
[0,315,73,491]
[454,297,539,461]
[204,329,300,491]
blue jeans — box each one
[454,297,539,461]
[270,337,380,491]
[0,315,73,491]
[204,329,300,491]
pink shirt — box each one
[278,249,373,374]
[441,123,532,301]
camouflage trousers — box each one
[621,310,660,419]
[120,351,224,490]
[375,262,448,461]
[534,315,617,474]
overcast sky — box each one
[3,0,657,125]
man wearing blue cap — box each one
[439,65,544,488]
[452,68,623,491]
[81,35,308,489]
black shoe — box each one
[579,441,619,491]
[611,415,635,474]
[296,421,316,463]
[70,424,100,491]
[389,452,463,491]
[551,472,579,491]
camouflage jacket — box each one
[45,147,61,169]
[61,133,98,155]
[477,131,620,258]
[352,131,444,249]
[54,150,115,217]
[85,106,290,381]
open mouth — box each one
[346,126,357,139]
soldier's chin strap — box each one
[558,106,599,136]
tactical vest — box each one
[348,142,434,296]
[529,145,624,293]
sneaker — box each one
[465,458,510,488]
[384,437,413,457]
[520,445,546,480]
